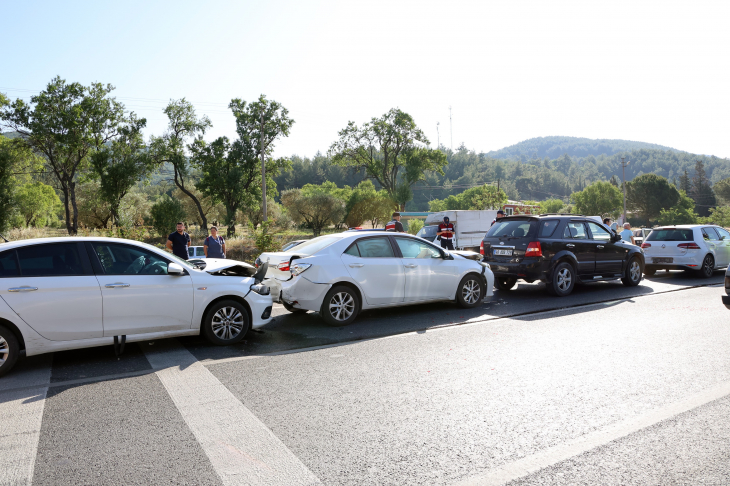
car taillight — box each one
[678,242,701,249]
[641,243,651,249]
[525,241,542,257]
[480,241,484,255]
[277,262,290,271]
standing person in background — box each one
[437,216,455,250]
[491,210,505,227]
[166,222,191,260]
[204,226,226,259]
[620,222,636,244]
[385,212,405,232]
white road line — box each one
[0,356,51,486]
[143,340,322,486]
[452,379,730,486]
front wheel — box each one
[321,286,359,326]
[0,325,20,378]
[547,262,575,297]
[202,300,250,345]
[697,255,715,278]
[622,257,642,286]
[494,277,517,291]
[456,274,484,308]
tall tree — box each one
[329,108,447,198]
[690,160,716,217]
[89,114,152,226]
[678,169,692,194]
[712,177,730,204]
[15,181,62,227]
[1,77,127,234]
[626,174,680,222]
[149,99,212,231]
[281,188,345,237]
[571,181,623,217]
[228,95,294,222]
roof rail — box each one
[538,213,585,217]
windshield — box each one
[486,219,536,238]
[167,250,200,269]
[417,225,439,238]
[287,236,341,256]
[646,229,694,241]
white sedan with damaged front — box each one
[260,231,494,326]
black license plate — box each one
[653,257,673,263]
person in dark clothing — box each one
[204,226,226,259]
[385,212,405,232]
[437,216,455,250]
[167,222,191,260]
[490,210,505,227]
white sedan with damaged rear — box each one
[260,231,494,326]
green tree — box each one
[0,138,18,231]
[539,199,565,214]
[571,181,623,217]
[150,195,186,238]
[712,177,730,204]
[394,183,413,211]
[15,182,62,227]
[700,206,730,227]
[329,108,447,198]
[301,181,352,228]
[626,174,680,223]
[407,219,424,235]
[679,169,692,194]
[1,76,128,234]
[89,114,152,226]
[281,188,345,236]
[658,191,698,225]
[345,180,379,227]
[691,160,716,217]
[426,185,507,211]
[149,99,212,230]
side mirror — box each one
[168,262,185,275]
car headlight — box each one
[250,283,270,295]
[290,262,312,276]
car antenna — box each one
[0,233,8,243]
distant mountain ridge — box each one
[486,136,681,161]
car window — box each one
[538,220,559,238]
[717,228,730,241]
[703,227,720,241]
[92,243,171,275]
[417,225,439,238]
[487,220,535,238]
[16,243,85,277]
[197,247,206,257]
[288,236,340,256]
[343,244,360,257]
[564,222,588,239]
[587,222,611,242]
[0,250,19,277]
[395,237,442,259]
[188,247,195,257]
[646,229,694,241]
[355,238,394,258]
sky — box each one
[2,0,729,158]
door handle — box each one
[405,264,418,268]
[348,263,364,268]
[8,286,38,292]
[105,283,130,288]
[566,244,575,248]
[596,245,604,249]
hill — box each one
[486,136,680,161]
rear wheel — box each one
[547,262,575,297]
[0,325,20,378]
[456,274,484,308]
[644,266,657,276]
[622,257,642,286]
[697,255,715,278]
[203,300,250,345]
[283,302,308,314]
[494,277,517,291]
[321,286,359,326]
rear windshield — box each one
[646,229,693,241]
[417,225,439,238]
[486,219,536,238]
[287,236,340,255]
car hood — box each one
[194,258,258,277]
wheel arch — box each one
[0,318,25,352]
[329,281,364,312]
[200,295,252,331]
[547,252,578,282]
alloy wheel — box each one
[211,307,245,340]
[329,292,355,322]
[703,256,714,276]
[461,279,481,304]
[557,268,572,291]
[0,336,8,365]
[629,261,641,282]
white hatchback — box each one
[260,231,494,325]
[0,237,274,377]
[641,225,730,277]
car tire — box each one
[283,302,308,314]
[697,254,715,278]
[644,266,657,276]
[321,285,359,326]
[0,324,20,378]
[547,262,575,297]
[622,257,642,286]
[202,300,250,345]
[494,277,517,291]
[456,274,485,308]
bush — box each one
[408,219,424,235]
[150,195,186,238]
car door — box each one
[393,236,457,301]
[88,242,194,336]
[586,221,625,276]
[701,228,723,267]
[340,237,405,305]
[0,242,103,341]
[562,221,596,276]
[715,228,730,266]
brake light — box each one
[641,243,651,249]
[277,262,290,271]
[678,242,701,249]
[480,241,484,255]
[525,241,542,257]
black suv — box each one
[480,214,645,296]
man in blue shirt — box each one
[620,223,635,245]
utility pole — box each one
[620,156,630,223]
[260,110,267,222]
[436,122,440,149]
[449,106,453,150]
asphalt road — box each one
[2,270,729,485]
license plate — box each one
[494,249,513,256]
[653,257,673,263]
